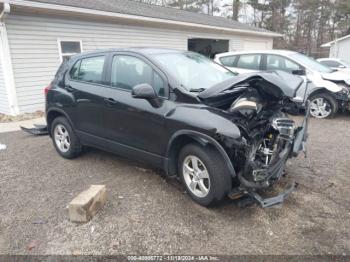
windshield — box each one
[290,53,333,73]
[152,52,236,91]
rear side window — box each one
[70,56,105,84]
[70,60,81,79]
[111,55,166,97]
[219,55,237,67]
[236,54,261,70]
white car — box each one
[317,58,350,74]
[214,50,350,118]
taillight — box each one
[44,84,52,96]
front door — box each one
[102,53,170,159]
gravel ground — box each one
[0,115,349,256]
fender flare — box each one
[165,130,236,178]
[46,107,75,134]
[307,87,344,103]
[308,87,332,98]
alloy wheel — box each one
[54,124,71,153]
[309,98,332,118]
[182,155,210,198]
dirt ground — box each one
[0,115,349,256]
[0,111,44,123]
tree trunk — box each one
[232,0,240,21]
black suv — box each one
[46,48,308,207]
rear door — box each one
[65,54,108,137]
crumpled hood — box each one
[199,70,303,99]
[322,71,350,85]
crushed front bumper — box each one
[248,182,298,208]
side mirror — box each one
[292,69,306,76]
[132,83,156,99]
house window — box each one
[58,40,82,62]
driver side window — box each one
[111,55,166,97]
[266,54,300,72]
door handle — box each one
[104,98,118,105]
[65,85,74,92]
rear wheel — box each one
[178,143,232,207]
[51,117,82,159]
[309,93,338,118]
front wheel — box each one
[308,93,338,118]
[178,143,232,207]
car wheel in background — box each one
[309,93,338,119]
[51,116,82,159]
[178,143,232,207]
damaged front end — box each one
[200,71,310,207]
[234,112,309,207]
[239,118,296,189]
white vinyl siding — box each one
[243,37,273,50]
[5,13,273,113]
[0,55,10,115]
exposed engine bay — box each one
[199,71,309,206]
[228,88,297,190]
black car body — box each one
[46,48,308,207]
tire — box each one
[51,116,82,159]
[308,93,338,119]
[178,143,232,207]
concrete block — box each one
[69,185,107,223]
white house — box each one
[322,34,350,64]
[0,0,280,115]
